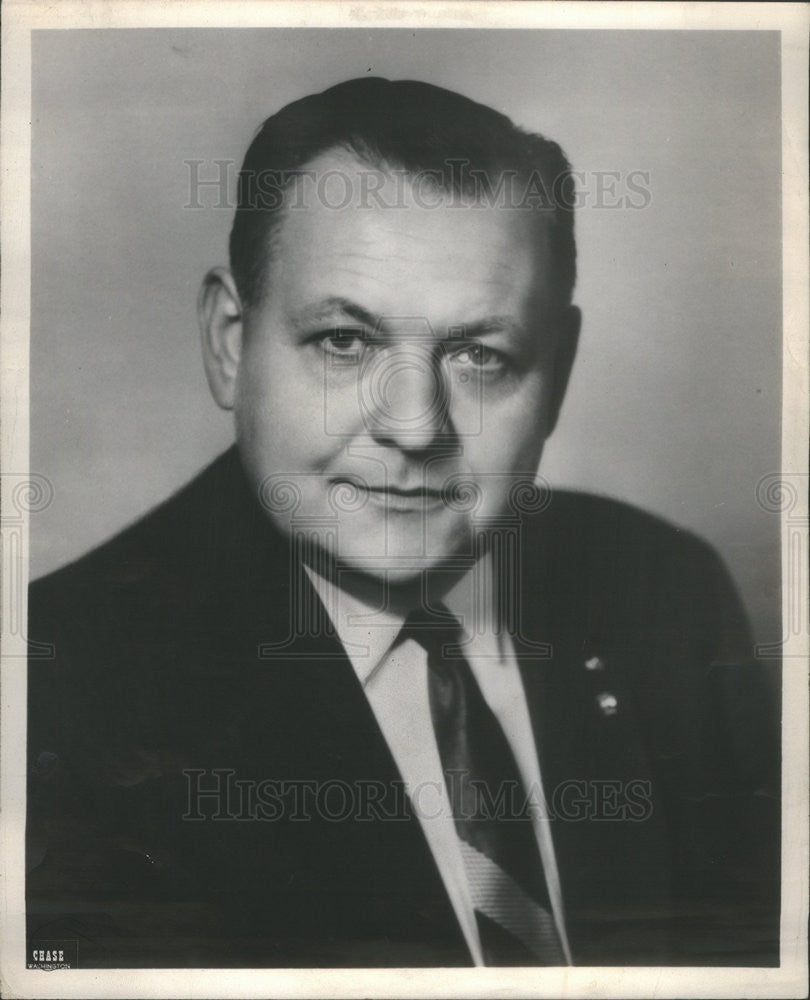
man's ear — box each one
[198,267,244,411]
[546,305,581,437]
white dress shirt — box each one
[304,559,572,967]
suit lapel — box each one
[514,506,674,964]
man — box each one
[26,77,779,968]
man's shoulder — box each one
[523,486,720,585]
[35,446,240,576]
[28,447,278,636]
[517,487,750,661]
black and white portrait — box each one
[2,4,806,997]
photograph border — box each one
[2,3,807,998]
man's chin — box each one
[322,553,471,612]
[316,536,475,591]
[332,552,466,585]
[336,522,474,575]
[286,513,475,591]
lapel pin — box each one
[596,691,619,716]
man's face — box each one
[228,151,573,583]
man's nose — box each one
[361,344,450,451]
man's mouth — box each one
[368,485,442,498]
[332,479,445,511]
[366,486,444,512]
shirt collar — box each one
[303,565,404,685]
[304,553,505,687]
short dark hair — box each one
[229,77,576,313]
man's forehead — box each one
[265,148,551,318]
[280,146,540,236]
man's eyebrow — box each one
[456,315,525,338]
[289,297,382,331]
[289,301,527,340]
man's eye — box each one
[449,343,507,373]
[317,328,367,361]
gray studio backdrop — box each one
[31,28,781,653]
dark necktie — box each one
[401,607,565,966]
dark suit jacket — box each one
[26,448,780,968]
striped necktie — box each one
[401,607,565,966]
